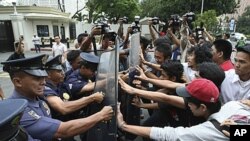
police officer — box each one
[0,99,31,141]
[65,52,100,99]
[1,54,113,141]
[44,55,104,121]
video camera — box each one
[95,22,111,34]
[183,12,195,29]
[120,16,128,24]
[95,22,117,41]
[131,16,141,34]
[169,14,181,27]
[152,17,159,25]
[195,22,204,39]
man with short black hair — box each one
[221,45,250,103]
[211,39,234,71]
[52,35,67,63]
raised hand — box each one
[100,106,114,121]
[92,91,104,103]
[118,78,135,95]
[134,66,148,81]
[131,96,143,108]
[117,103,126,129]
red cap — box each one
[176,78,219,103]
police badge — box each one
[63,93,70,101]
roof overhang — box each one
[24,13,70,21]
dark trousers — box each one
[34,44,40,53]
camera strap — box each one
[152,25,161,36]
[92,36,97,56]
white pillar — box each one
[10,14,24,42]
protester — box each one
[220,45,250,103]
[211,39,234,71]
[117,79,250,141]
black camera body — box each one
[170,14,181,27]
[119,16,128,24]
[131,16,141,34]
[195,22,204,39]
[95,22,110,34]
[122,16,128,24]
[95,22,117,41]
[131,23,140,34]
[183,12,195,29]
[152,17,159,25]
[184,12,195,23]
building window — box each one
[37,25,49,37]
[53,25,59,36]
[69,22,76,39]
[0,21,7,37]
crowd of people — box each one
[0,16,250,141]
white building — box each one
[0,0,74,52]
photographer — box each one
[79,27,102,52]
[148,18,159,42]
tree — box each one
[140,0,238,21]
[72,0,140,23]
[194,10,218,32]
[237,6,250,34]
[100,0,141,23]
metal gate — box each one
[0,20,15,52]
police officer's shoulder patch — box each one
[42,101,51,116]
[28,110,41,119]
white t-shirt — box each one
[52,42,67,61]
[32,36,40,45]
[182,63,196,83]
[150,101,250,141]
[220,69,250,104]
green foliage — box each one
[194,10,218,32]
[140,0,238,21]
[237,6,250,35]
[83,0,140,23]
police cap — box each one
[1,54,48,77]
[80,52,100,64]
[45,55,63,70]
[0,99,28,140]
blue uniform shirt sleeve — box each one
[20,107,61,141]
[65,72,88,95]
[44,86,58,97]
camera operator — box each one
[148,18,159,42]
[203,27,215,43]
[79,27,102,52]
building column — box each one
[10,14,24,42]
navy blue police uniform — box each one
[65,52,99,100]
[0,99,39,141]
[43,55,73,121]
[1,54,61,141]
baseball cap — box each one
[176,78,219,103]
[237,45,250,53]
